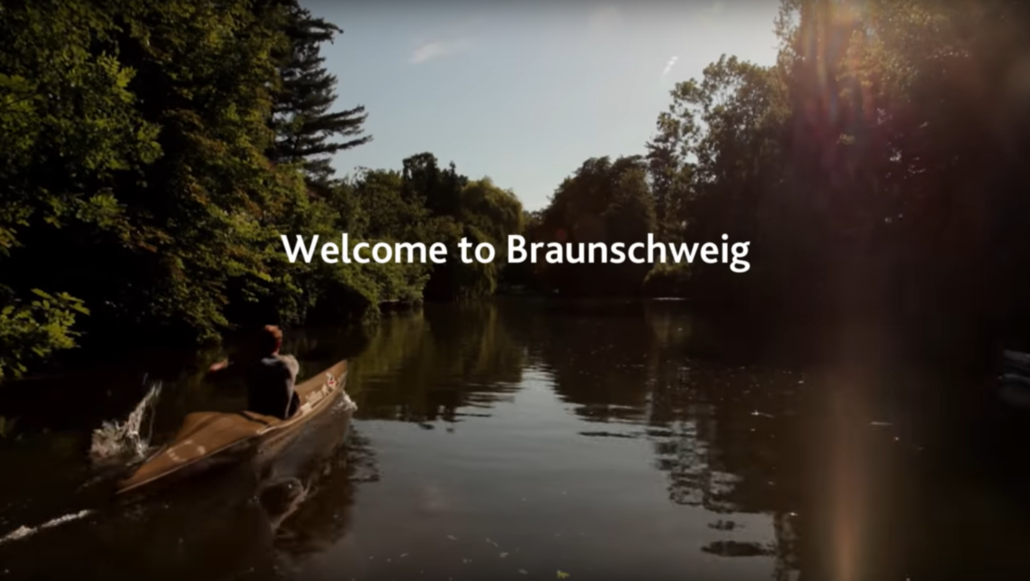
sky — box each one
[307,0,783,211]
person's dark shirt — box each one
[213,354,299,419]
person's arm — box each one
[207,359,238,384]
[277,357,299,418]
[278,354,300,382]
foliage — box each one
[632,0,1030,324]
[0,1,476,379]
[343,153,526,302]
[535,156,657,296]
[5,0,1030,378]
[268,0,371,187]
[0,289,88,380]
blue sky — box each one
[307,1,782,211]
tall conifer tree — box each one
[270,1,371,187]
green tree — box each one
[644,0,1030,333]
[536,156,656,296]
[268,0,371,188]
[0,0,397,379]
[0,0,163,372]
[381,152,524,301]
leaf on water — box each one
[557,570,570,579]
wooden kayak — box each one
[116,360,350,495]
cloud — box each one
[408,15,483,65]
[409,39,472,64]
[588,5,622,32]
[661,55,679,78]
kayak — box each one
[116,360,350,495]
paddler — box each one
[208,325,301,419]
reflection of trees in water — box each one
[244,300,806,578]
[345,303,526,423]
[512,302,657,424]
[649,361,804,512]
[649,360,805,579]
[505,300,805,579]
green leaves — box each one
[268,2,370,184]
[0,289,88,380]
[0,0,531,382]
[637,0,1030,316]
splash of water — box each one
[337,391,358,413]
[0,509,94,547]
[0,382,163,548]
[89,379,162,466]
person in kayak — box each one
[208,325,301,419]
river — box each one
[0,299,1028,580]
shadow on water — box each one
[2,300,1030,580]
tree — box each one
[536,156,657,296]
[0,0,394,377]
[394,153,524,301]
[0,1,529,381]
[269,0,371,187]
[401,153,467,218]
[0,0,166,375]
[644,137,688,240]
[644,0,1030,335]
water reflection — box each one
[3,300,1030,580]
[344,303,526,423]
[315,300,804,580]
[326,300,1030,581]
[519,302,804,578]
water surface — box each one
[1,300,1029,581]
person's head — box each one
[254,325,283,357]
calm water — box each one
[1,300,1029,581]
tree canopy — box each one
[2,0,1029,379]
[0,0,521,380]
[268,0,371,187]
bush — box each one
[0,289,89,380]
